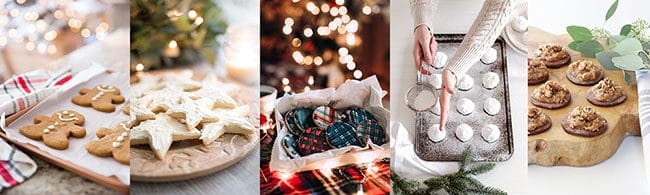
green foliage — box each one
[130,0,227,70]
[567,26,593,41]
[565,0,649,85]
[391,146,506,195]
[605,0,619,21]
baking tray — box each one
[414,34,514,162]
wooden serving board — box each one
[0,98,129,194]
[130,69,260,182]
[527,27,641,167]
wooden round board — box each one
[130,69,260,182]
[527,27,640,167]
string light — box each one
[168,40,178,48]
[188,10,198,20]
[194,17,204,25]
[362,6,372,15]
[353,70,362,79]
[135,63,145,71]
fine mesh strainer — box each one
[405,62,439,112]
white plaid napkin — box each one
[0,69,72,116]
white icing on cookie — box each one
[57,112,79,122]
[456,98,475,115]
[92,91,104,101]
[428,124,446,142]
[432,52,447,69]
[481,48,497,64]
[112,141,121,148]
[481,124,500,143]
[96,85,116,92]
[43,129,50,133]
[484,98,501,116]
[457,74,474,91]
[455,124,474,142]
[482,72,499,89]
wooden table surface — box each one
[131,146,260,194]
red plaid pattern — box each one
[0,68,72,115]
[0,137,37,190]
[260,159,390,195]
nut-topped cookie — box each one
[531,81,571,109]
[566,59,604,85]
[562,106,608,137]
[528,58,549,85]
[528,107,551,135]
[587,78,627,107]
[534,44,571,68]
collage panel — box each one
[527,0,649,194]
[129,0,261,194]
[0,0,649,194]
[390,0,527,194]
[259,0,390,194]
[0,0,130,194]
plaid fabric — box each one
[294,108,315,131]
[281,135,301,158]
[0,137,37,191]
[312,106,337,128]
[326,122,364,148]
[297,127,331,156]
[260,159,390,195]
[356,121,386,146]
[0,69,72,116]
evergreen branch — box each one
[466,163,496,176]
[391,146,506,195]
[459,145,472,171]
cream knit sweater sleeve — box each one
[410,0,515,77]
[446,0,515,77]
[409,0,439,31]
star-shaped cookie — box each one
[167,96,219,130]
[130,113,201,159]
[198,106,255,145]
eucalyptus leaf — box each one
[596,51,621,70]
[609,35,627,43]
[612,38,643,55]
[577,40,604,58]
[612,54,646,70]
[620,24,632,36]
[568,41,581,51]
[567,26,593,41]
[606,0,619,21]
[624,71,634,85]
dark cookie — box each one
[326,122,365,148]
[281,135,301,158]
[297,127,332,156]
[312,106,338,128]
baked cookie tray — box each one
[130,69,260,182]
[414,34,514,162]
[0,69,128,193]
[527,27,640,167]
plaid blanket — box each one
[260,159,390,195]
[0,68,72,116]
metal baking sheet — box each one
[414,34,514,162]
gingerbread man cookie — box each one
[86,121,130,164]
[19,110,86,150]
[72,85,125,112]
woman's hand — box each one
[439,69,457,131]
[413,25,437,75]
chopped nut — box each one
[532,81,571,104]
[592,78,624,102]
[528,107,550,132]
[536,44,569,62]
[567,106,607,132]
[568,59,602,81]
[528,58,548,80]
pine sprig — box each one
[391,146,506,195]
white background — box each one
[529,0,649,194]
